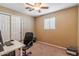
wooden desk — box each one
[0,40,25,56]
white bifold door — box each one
[0,14,22,43]
[11,16,21,41]
[0,14,10,43]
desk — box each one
[0,40,25,56]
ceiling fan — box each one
[25,3,49,13]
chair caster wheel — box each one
[26,52,32,56]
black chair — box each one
[22,32,33,56]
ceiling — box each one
[0,3,78,17]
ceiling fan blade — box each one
[25,7,30,9]
[41,7,48,9]
[26,3,33,7]
[35,3,41,6]
[29,8,34,11]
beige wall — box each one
[35,6,78,48]
[78,5,79,54]
[0,6,34,40]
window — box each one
[44,18,50,29]
[44,17,56,30]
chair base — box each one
[23,51,32,56]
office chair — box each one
[22,32,33,56]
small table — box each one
[0,40,25,56]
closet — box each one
[0,13,22,43]
[11,15,21,41]
[0,13,10,43]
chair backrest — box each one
[0,31,3,46]
[23,32,33,46]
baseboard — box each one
[38,41,66,50]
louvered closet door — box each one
[11,16,21,41]
[0,14,10,43]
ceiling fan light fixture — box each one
[25,3,48,13]
[34,7,40,10]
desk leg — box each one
[20,48,22,56]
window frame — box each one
[44,17,56,30]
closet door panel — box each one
[0,14,10,43]
[11,16,21,41]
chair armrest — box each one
[28,41,33,46]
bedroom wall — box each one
[35,6,78,48]
[78,5,79,54]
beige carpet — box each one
[26,42,68,56]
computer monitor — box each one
[0,30,3,46]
